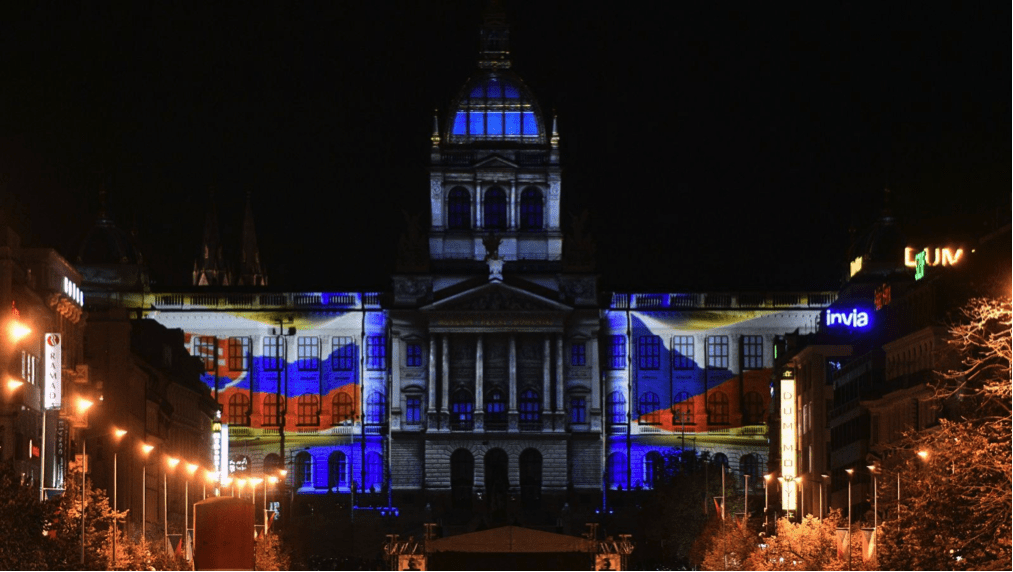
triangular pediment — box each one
[422,281,570,312]
[474,154,518,170]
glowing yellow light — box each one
[6,378,24,391]
[167,457,180,469]
[140,443,154,456]
[8,321,31,342]
[186,463,199,476]
[76,397,94,414]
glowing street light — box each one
[845,468,854,570]
[76,397,94,567]
[140,443,154,543]
[7,319,31,343]
[110,428,127,569]
[763,473,774,533]
[164,456,179,554]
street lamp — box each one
[76,397,94,567]
[204,468,217,499]
[845,468,854,571]
[185,462,198,557]
[820,473,829,519]
[250,477,264,537]
[110,428,127,569]
[165,456,180,554]
[221,476,234,496]
[794,476,804,521]
[763,473,773,533]
[267,475,278,534]
[140,443,154,543]
[867,464,879,533]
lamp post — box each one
[820,474,829,519]
[794,476,804,521]
[140,443,154,543]
[250,477,264,537]
[110,428,127,569]
[845,468,854,571]
[744,473,750,528]
[76,397,94,567]
[763,473,773,534]
[222,476,233,497]
[267,475,278,534]
[165,456,180,554]
[185,462,198,559]
[867,464,878,533]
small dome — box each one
[848,214,906,269]
[445,71,546,144]
[77,214,144,265]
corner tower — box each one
[428,4,562,270]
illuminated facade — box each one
[135,11,838,523]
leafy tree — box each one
[697,514,759,571]
[0,463,48,570]
[742,512,874,571]
[255,531,292,571]
[878,297,1011,570]
[43,466,122,570]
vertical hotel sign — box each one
[780,368,797,511]
[44,333,62,409]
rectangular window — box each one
[263,337,284,371]
[406,343,423,367]
[331,337,354,371]
[742,335,764,369]
[366,335,387,371]
[706,336,729,369]
[609,335,627,370]
[638,335,661,370]
[671,336,694,369]
[228,337,251,371]
[194,336,217,372]
[405,396,422,425]
[571,342,586,366]
[297,337,320,371]
[569,396,587,424]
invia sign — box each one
[824,306,873,331]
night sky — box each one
[1,2,1007,293]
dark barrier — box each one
[194,496,254,570]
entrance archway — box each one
[484,448,509,511]
[519,448,542,509]
[450,449,474,509]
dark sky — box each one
[1,2,1007,293]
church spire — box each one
[478,0,511,69]
[193,188,231,286]
[238,191,267,286]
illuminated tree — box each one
[878,297,1012,570]
[0,463,47,570]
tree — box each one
[0,463,48,570]
[877,297,1012,570]
[741,512,875,571]
[43,466,122,570]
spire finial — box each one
[551,113,560,148]
[431,110,441,145]
[478,0,511,69]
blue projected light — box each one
[486,80,502,98]
[504,84,519,98]
[505,111,521,135]
[487,111,503,135]
[452,112,467,135]
[522,112,537,135]
[469,111,484,135]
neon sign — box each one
[825,308,871,329]
[44,333,62,410]
[904,246,964,268]
[780,369,796,512]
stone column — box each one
[542,336,551,430]
[508,334,518,431]
[475,183,483,229]
[428,336,437,424]
[589,334,601,430]
[441,335,450,430]
[391,334,402,431]
[509,181,517,230]
[475,334,485,431]
[555,334,564,432]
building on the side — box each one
[0,221,89,497]
[76,201,217,543]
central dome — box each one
[445,71,546,144]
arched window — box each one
[447,187,471,230]
[451,389,473,430]
[485,389,506,429]
[263,394,285,426]
[740,454,759,482]
[645,451,665,488]
[263,453,282,476]
[607,452,627,490]
[329,451,347,489]
[707,391,729,425]
[520,187,543,230]
[332,393,354,424]
[672,391,694,425]
[520,448,542,508]
[451,449,474,509]
[297,395,320,426]
[743,391,765,425]
[608,391,626,425]
[228,393,249,426]
[366,391,386,425]
[712,452,729,471]
[365,451,383,493]
[294,452,312,488]
[639,392,661,425]
[519,388,540,425]
[484,187,507,230]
